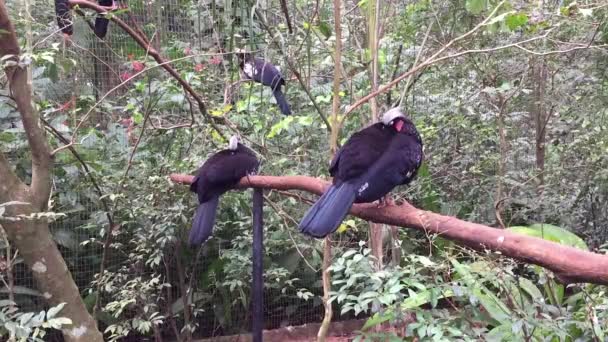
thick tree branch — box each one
[0,1,51,209]
[170,173,608,285]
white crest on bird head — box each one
[228,135,239,150]
[235,48,249,59]
[381,107,406,126]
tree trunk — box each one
[318,0,343,338]
[0,3,104,340]
[366,0,384,272]
[3,219,103,341]
[532,59,548,195]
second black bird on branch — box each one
[299,108,424,238]
[189,135,260,246]
[94,0,117,38]
[237,50,292,115]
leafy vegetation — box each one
[1,0,607,340]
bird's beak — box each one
[394,120,404,132]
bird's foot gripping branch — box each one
[170,173,608,285]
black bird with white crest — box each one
[236,49,291,115]
[298,108,424,238]
[189,135,260,246]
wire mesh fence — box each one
[3,0,608,340]
[2,0,338,339]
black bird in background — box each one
[94,0,117,38]
[54,0,73,35]
[236,49,292,115]
[189,135,260,246]
[299,108,424,238]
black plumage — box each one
[237,51,291,115]
[299,108,424,238]
[94,0,116,38]
[54,0,73,35]
[189,136,259,246]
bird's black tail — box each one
[189,196,220,246]
[272,88,291,115]
[299,183,357,238]
[94,17,110,38]
[54,0,73,35]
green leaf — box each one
[487,323,514,340]
[361,311,393,331]
[451,259,511,324]
[316,21,332,39]
[507,224,588,250]
[517,277,543,300]
[132,111,144,125]
[465,0,486,14]
[505,13,528,30]
[46,303,66,319]
[417,255,435,267]
[267,116,294,138]
[402,288,454,309]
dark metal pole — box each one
[252,188,264,342]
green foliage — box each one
[465,0,487,15]
[2,0,608,340]
[341,247,608,341]
[505,13,529,30]
[0,301,72,341]
[507,223,588,251]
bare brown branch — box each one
[170,173,608,285]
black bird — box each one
[299,108,423,238]
[54,0,73,35]
[94,0,117,38]
[236,50,291,115]
[189,136,259,246]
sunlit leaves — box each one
[465,0,486,15]
[505,12,528,30]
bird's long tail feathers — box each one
[299,183,357,238]
[94,17,110,38]
[272,89,291,115]
[189,196,220,247]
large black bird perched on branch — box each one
[189,135,260,246]
[299,108,424,238]
[236,50,292,115]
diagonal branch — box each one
[68,0,224,130]
[170,173,608,285]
